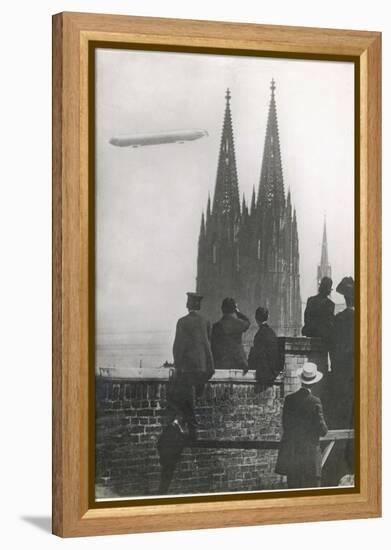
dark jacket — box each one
[275,388,328,478]
[329,307,355,428]
[173,311,215,385]
[334,307,354,373]
[302,294,335,345]
[211,311,250,370]
[248,323,280,383]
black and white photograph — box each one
[94,47,355,501]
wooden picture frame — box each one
[52,11,381,537]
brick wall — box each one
[95,337,327,499]
[283,337,328,395]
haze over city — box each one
[95,48,354,365]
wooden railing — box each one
[158,429,354,493]
[189,429,353,469]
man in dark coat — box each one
[211,297,250,371]
[330,276,355,428]
[157,419,187,494]
[322,277,355,487]
[302,276,335,364]
[275,362,328,489]
[168,292,215,439]
[246,306,281,389]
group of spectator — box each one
[168,294,281,440]
[161,276,355,491]
[276,275,355,488]
[302,275,355,430]
[300,275,355,486]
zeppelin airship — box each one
[109,128,208,148]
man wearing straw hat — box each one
[275,362,328,489]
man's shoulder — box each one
[307,294,335,311]
[283,391,300,411]
[307,392,321,405]
[212,318,225,337]
[284,389,300,403]
[215,315,234,328]
[336,308,354,320]
[212,318,223,329]
[308,294,326,306]
[177,312,206,325]
[305,296,319,311]
[285,388,307,401]
[285,389,322,411]
[286,387,314,402]
[224,315,249,333]
[177,313,189,324]
[261,323,277,337]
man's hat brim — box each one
[336,277,354,297]
[296,367,323,385]
[186,292,203,300]
[186,292,203,308]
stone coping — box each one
[282,336,325,352]
[96,336,325,381]
[96,368,284,383]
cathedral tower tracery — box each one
[197,82,302,337]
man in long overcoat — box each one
[211,297,250,371]
[275,362,328,489]
[169,292,215,438]
[322,277,355,487]
[246,306,281,389]
[329,276,355,428]
[302,276,335,363]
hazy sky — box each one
[95,48,354,337]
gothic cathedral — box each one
[196,81,302,336]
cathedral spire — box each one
[317,216,332,287]
[200,211,206,239]
[212,88,240,219]
[242,194,247,214]
[197,83,301,336]
[206,193,211,222]
[250,186,256,214]
[257,79,285,211]
[286,187,292,218]
[320,216,329,266]
[292,208,299,269]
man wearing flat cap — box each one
[275,362,328,489]
[169,292,215,439]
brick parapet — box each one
[95,337,327,498]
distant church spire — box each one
[317,216,332,288]
[257,79,285,210]
[212,88,240,219]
